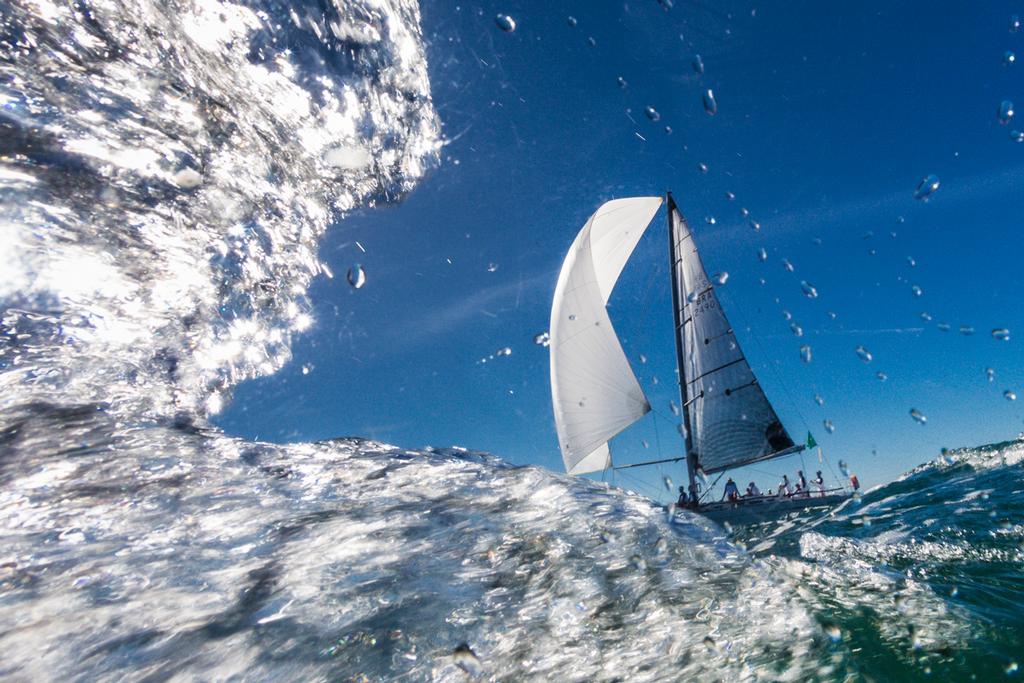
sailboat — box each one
[548,194,852,524]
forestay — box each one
[669,206,799,474]
[550,197,663,475]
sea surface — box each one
[2,0,1023,680]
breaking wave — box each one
[1,1,1021,680]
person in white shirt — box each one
[813,470,825,497]
[778,474,792,497]
[745,481,761,497]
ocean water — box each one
[2,0,1024,681]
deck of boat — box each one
[677,490,852,526]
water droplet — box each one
[706,216,717,226]
[814,394,825,406]
[347,264,366,289]
[823,419,835,434]
[677,422,686,438]
[920,312,933,322]
[713,271,728,285]
[757,247,768,262]
[1006,661,1019,675]
[959,325,974,336]
[992,328,1011,341]
[696,467,709,487]
[1012,130,1024,142]
[914,174,940,201]
[533,331,550,347]
[800,280,819,299]
[791,322,804,337]
[638,353,648,364]
[1004,390,1017,401]
[172,167,203,189]
[1012,14,1021,32]
[692,54,705,74]
[697,162,708,173]
[855,345,873,363]
[999,100,1015,125]
[495,346,512,357]
[587,36,596,47]
[568,314,576,321]
[453,643,483,676]
[749,219,761,231]
[616,76,627,89]
[642,439,649,449]
[876,371,888,381]
[906,256,917,267]
[644,105,661,122]
[702,89,718,116]
[986,367,995,382]
[823,623,842,642]
[781,259,794,272]
[1005,50,1017,65]
[662,475,674,491]
[911,284,923,297]
[725,191,736,201]
[800,344,812,364]
[487,262,499,272]
[937,322,951,332]
[494,14,516,32]
[827,311,838,320]
[654,536,668,555]
[567,16,578,27]
[669,400,680,416]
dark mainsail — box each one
[667,195,802,476]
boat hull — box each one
[678,492,852,526]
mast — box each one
[666,192,699,503]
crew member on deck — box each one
[745,481,761,497]
[796,470,808,496]
[677,486,689,507]
[779,474,792,497]
[814,470,825,496]
[722,478,740,502]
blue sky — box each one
[217,1,1024,502]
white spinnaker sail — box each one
[669,206,797,474]
[550,197,662,475]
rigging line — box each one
[718,282,813,435]
[698,470,726,504]
[614,467,665,501]
[653,398,664,462]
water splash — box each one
[0,0,440,420]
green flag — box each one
[806,431,817,449]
